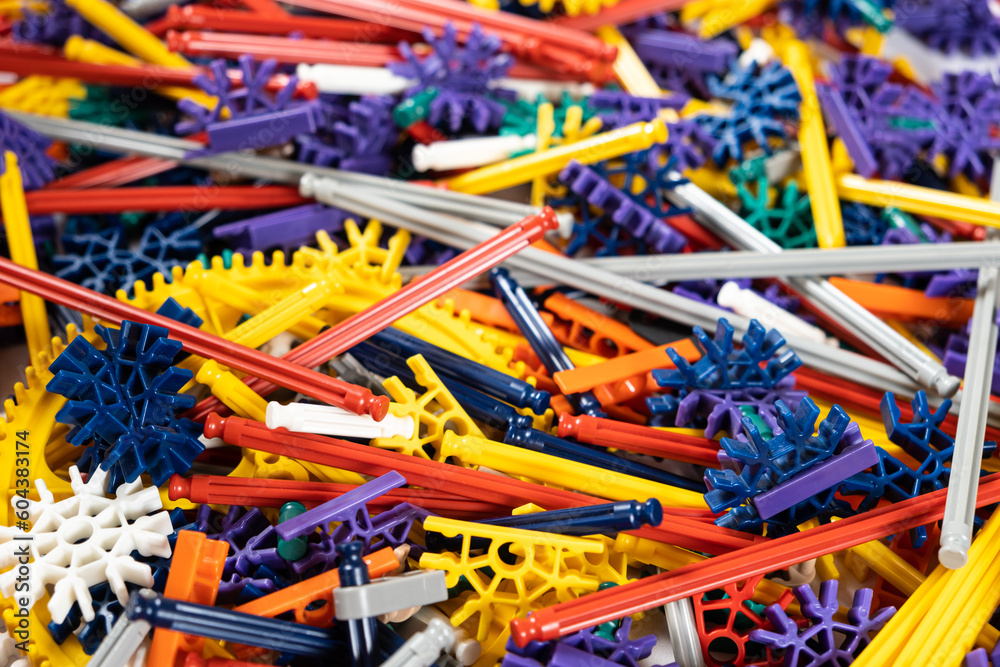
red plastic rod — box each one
[190,208,559,419]
[271,0,615,80]
[0,47,317,98]
[0,258,388,420]
[202,414,761,555]
[554,0,691,31]
[558,413,721,467]
[24,186,307,215]
[154,6,416,42]
[43,156,178,190]
[509,473,1000,646]
[168,474,509,519]
[167,30,405,67]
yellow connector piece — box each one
[782,40,845,248]
[0,76,86,116]
[374,354,484,460]
[0,152,50,367]
[439,431,706,508]
[63,0,193,68]
[196,360,267,422]
[838,173,1000,229]
[529,101,556,208]
[596,26,665,99]
[64,36,218,110]
[442,120,668,194]
[683,0,776,39]
[419,516,605,640]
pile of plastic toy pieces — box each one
[7,0,1000,665]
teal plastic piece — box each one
[731,165,817,249]
[392,88,438,129]
[277,501,308,562]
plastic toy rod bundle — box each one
[0,152,50,368]
[939,168,1000,568]
[24,186,307,214]
[64,0,194,68]
[664,173,960,397]
[203,414,760,555]
[555,0,689,30]
[300,173,954,409]
[508,473,1000,646]
[0,256,389,419]
[6,114,958,404]
[189,200,557,419]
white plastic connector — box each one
[736,38,775,69]
[381,618,456,667]
[717,281,837,346]
[495,78,596,102]
[406,606,481,666]
[265,401,414,439]
[296,63,416,95]
[412,134,537,172]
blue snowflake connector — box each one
[47,321,204,488]
[653,318,801,391]
[704,398,855,517]
[751,581,895,666]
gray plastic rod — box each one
[664,598,705,667]
[939,164,1000,568]
[664,175,960,397]
[6,112,567,230]
[302,176,936,395]
[87,611,151,667]
[399,242,1000,286]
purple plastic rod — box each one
[212,203,345,252]
[631,31,736,73]
[816,83,879,178]
[751,440,879,519]
[207,102,321,152]
[548,643,623,667]
[276,470,406,540]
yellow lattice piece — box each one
[0,75,86,116]
[2,591,89,666]
[419,517,605,641]
[373,354,484,460]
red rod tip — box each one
[167,474,190,501]
[556,412,580,438]
[509,615,542,647]
[203,412,226,439]
[367,395,391,422]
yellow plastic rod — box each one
[64,36,216,109]
[182,269,327,340]
[596,26,666,99]
[838,174,1000,229]
[783,41,845,248]
[439,431,706,508]
[442,120,668,195]
[196,359,268,421]
[0,152,50,367]
[63,0,193,69]
[529,101,555,208]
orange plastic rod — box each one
[233,547,399,626]
[543,291,654,356]
[509,473,1000,646]
[553,338,701,394]
[828,277,974,326]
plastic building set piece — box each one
[750,581,895,665]
[382,617,456,667]
[337,541,379,667]
[334,570,448,621]
[0,111,56,190]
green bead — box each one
[393,88,437,128]
[277,501,308,561]
[845,0,893,33]
[881,206,926,240]
[740,406,773,439]
[593,582,621,640]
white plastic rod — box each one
[412,134,536,172]
[664,598,706,667]
[717,281,836,346]
[265,401,414,439]
[495,77,596,101]
[296,63,415,95]
[939,163,1000,568]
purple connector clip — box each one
[276,471,406,541]
[212,203,347,253]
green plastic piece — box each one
[198,249,233,270]
[593,582,621,640]
[277,501,308,561]
[845,0,893,33]
[881,206,926,240]
[740,406,773,440]
[732,171,817,249]
[729,155,769,185]
[887,116,934,131]
[392,88,438,129]
[498,92,597,138]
